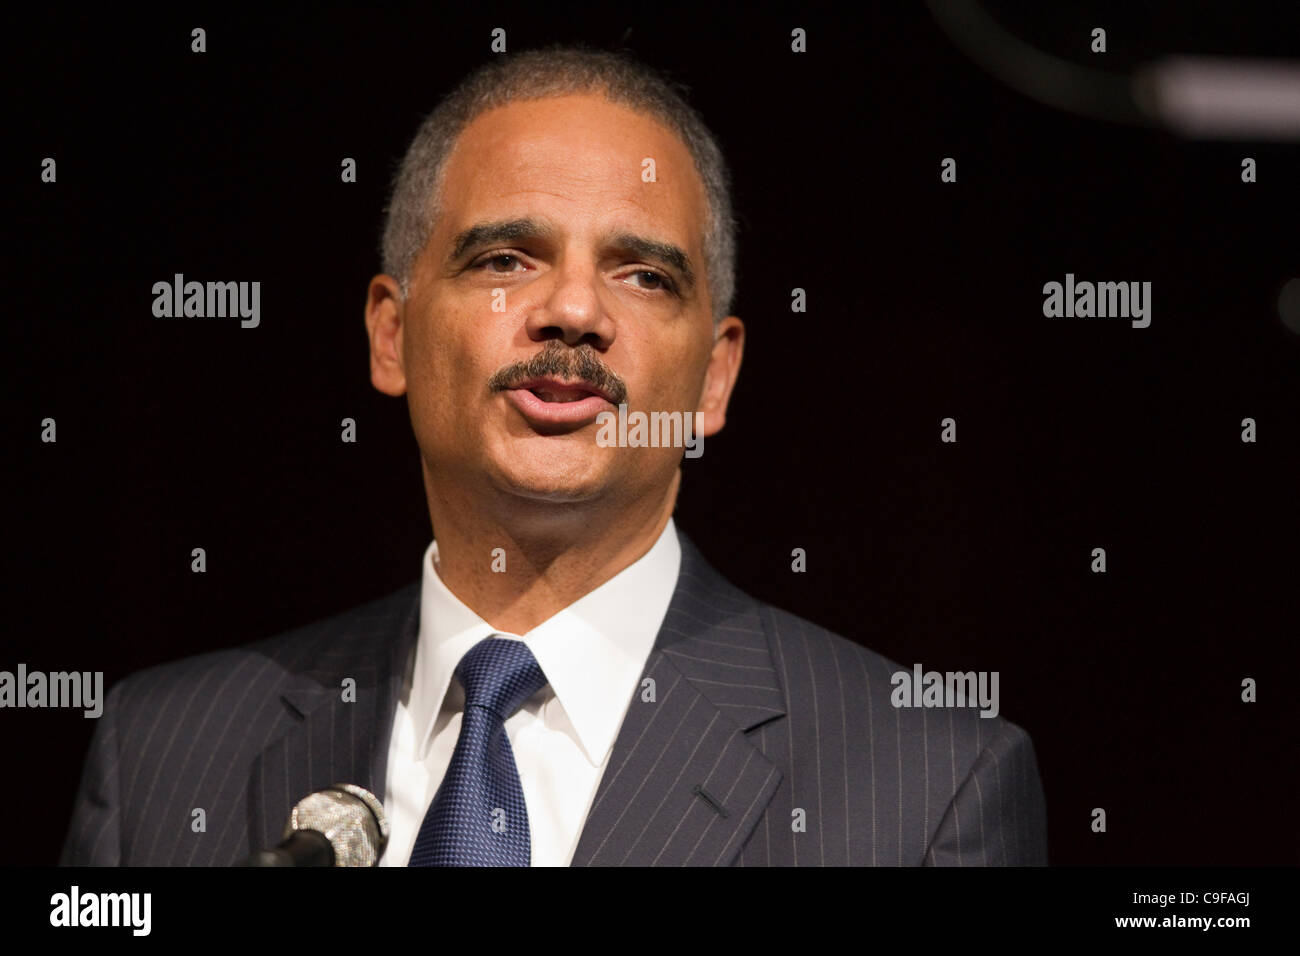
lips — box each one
[511,377,613,403]
[505,377,616,427]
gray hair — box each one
[380,43,738,321]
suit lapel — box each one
[246,585,419,857]
[570,531,786,866]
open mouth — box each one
[528,385,599,403]
[511,377,613,404]
[505,378,616,426]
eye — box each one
[628,269,676,294]
[471,252,526,273]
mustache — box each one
[487,342,629,405]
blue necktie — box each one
[407,636,548,866]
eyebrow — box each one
[447,217,697,292]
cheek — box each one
[405,310,477,397]
[644,346,707,411]
[402,331,442,412]
[401,328,468,447]
[626,327,699,398]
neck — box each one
[423,469,681,634]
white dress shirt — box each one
[379,517,681,866]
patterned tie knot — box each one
[455,636,547,722]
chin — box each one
[488,458,608,505]
[505,484,602,505]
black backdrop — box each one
[6,2,1298,866]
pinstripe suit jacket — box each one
[60,527,1048,866]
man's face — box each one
[368,92,743,512]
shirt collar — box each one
[409,517,681,766]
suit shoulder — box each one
[755,599,1033,750]
[757,600,905,695]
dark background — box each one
[5,2,1298,866]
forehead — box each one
[433,93,708,252]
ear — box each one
[365,274,407,396]
[696,315,744,438]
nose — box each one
[523,258,616,349]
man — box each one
[61,44,1048,866]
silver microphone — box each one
[242,783,390,867]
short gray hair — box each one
[380,43,738,320]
